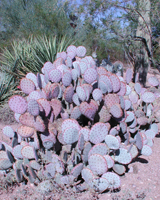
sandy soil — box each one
[0,67,160,200]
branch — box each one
[113,4,152,38]
[133,36,155,67]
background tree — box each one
[72,0,160,85]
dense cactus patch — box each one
[0,45,159,193]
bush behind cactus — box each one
[0,45,159,193]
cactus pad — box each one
[71,163,83,178]
[105,135,120,150]
[113,148,132,164]
[89,122,108,144]
[3,126,15,138]
[88,143,109,158]
[141,145,152,156]
[17,125,34,138]
[21,145,36,159]
[63,127,79,144]
[20,78,36,94]
[76,46,86,57]
[9,95,27,114]
[81,167,94,183]
[141,92,155,103]
[102,172,121,190]
[88,154,108,175]
[0,158,12,170]
[103,155,114,169]
[110,104,123,119]
[90,177,109,193]
[27,99,40,116]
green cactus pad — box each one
[21,145,36,159]
[76,86,87,101]
[81,167,94,184]
[90,177,109,193]
[105,135,120,150]
[141,92,155,103]
[144,129,156,139]
[89,122,108,144]
[102,172,121,190]
[0,151,8,159]
[88,143,109,158]
[45,163,56,178]
[113,148,132,164]
[62,119,80,133]
[88,154,108,175]
[29,160,41,170]
[0,158,12,170]
[129,91,138,104]
[2,126,15,138]
[63,127,79,144]
[71,163,83,178]
[113,163,126,175]
[103,155,114,169]
[82,142,92,163]
[12,145,23,159]
[148,76,159,87]
[141,145,152,156]
[110,104,123,119]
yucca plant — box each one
[0,36,37,79]
[0,35,75,81]
[0,74,17,106]
[33,35,75,67]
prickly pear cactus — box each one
[1,45,159,193]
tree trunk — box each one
[134,0,152,87]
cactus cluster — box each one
[0,45,159,193]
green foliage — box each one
[0,35,75,81]
[33,35,75,67]
[0,74,17,106]
[0,0,74,45]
